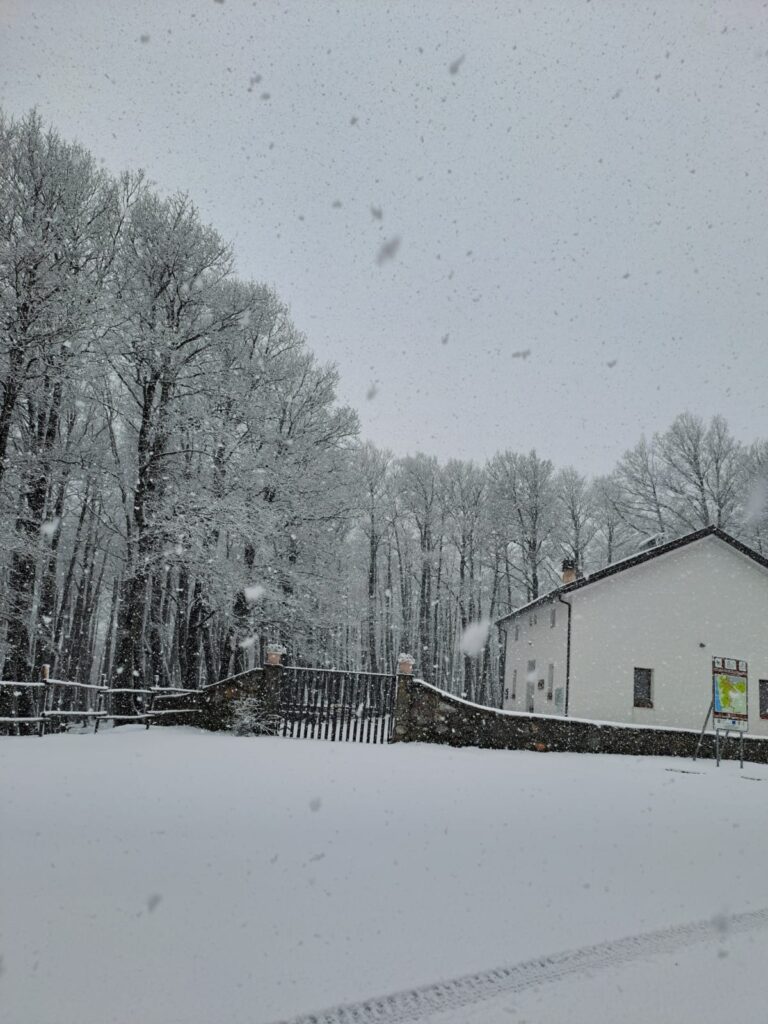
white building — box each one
[497,527,768,737]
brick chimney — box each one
[561,558,577,585]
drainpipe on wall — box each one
[497,625,507,709]
[557,594,573,716]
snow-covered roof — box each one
[496,526,768,628]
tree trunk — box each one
[99,573,121,685]
[367,511,378,673]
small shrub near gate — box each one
[230,695,281,737]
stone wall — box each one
[391,675,768,765]
[152,668,268,731]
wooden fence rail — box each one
[0,653,412,743]
[0,678,200,735]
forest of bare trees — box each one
[1,110,766,705]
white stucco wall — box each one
[567,535,768,736]
[501,597,568,716]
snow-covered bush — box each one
[230,695,281,737]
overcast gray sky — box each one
[2,0,767,473]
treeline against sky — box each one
[1,110,766,703]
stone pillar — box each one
[391,653,416,743]
[262,643,286,719]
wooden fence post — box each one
[39,664,51,736]
[391,653,416,742]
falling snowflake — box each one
[376,237,401,265]
[40,517,61,539]
[244,584,265,603]
[459,619,491,657]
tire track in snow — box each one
[271,907,768,1024]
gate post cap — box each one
[265,643,286,666]
[397,653,415,675]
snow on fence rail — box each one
[0,677,200,736]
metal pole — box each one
[693,699,713,762]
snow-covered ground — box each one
[2,728,767,1024]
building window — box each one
[550,605,556,628]
[547,663,554,700]
[527,659,536,676]
[511,669,517,699]
[633,667,653,708]
[760,680,768,719]
[514,623,519,642]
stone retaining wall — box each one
[391,675,768,765]
[152,668,268,730]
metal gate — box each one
[279,666,396,743]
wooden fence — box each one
[0,658,400,743]
[279,666,396,743]
[0,677,198,735]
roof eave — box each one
[496,525,768,630]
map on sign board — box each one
[712,657,748,722]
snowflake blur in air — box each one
[376,237,400,265]
[459,619,491,657]
[40,517,60,539]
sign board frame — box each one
[712,657,748,725]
